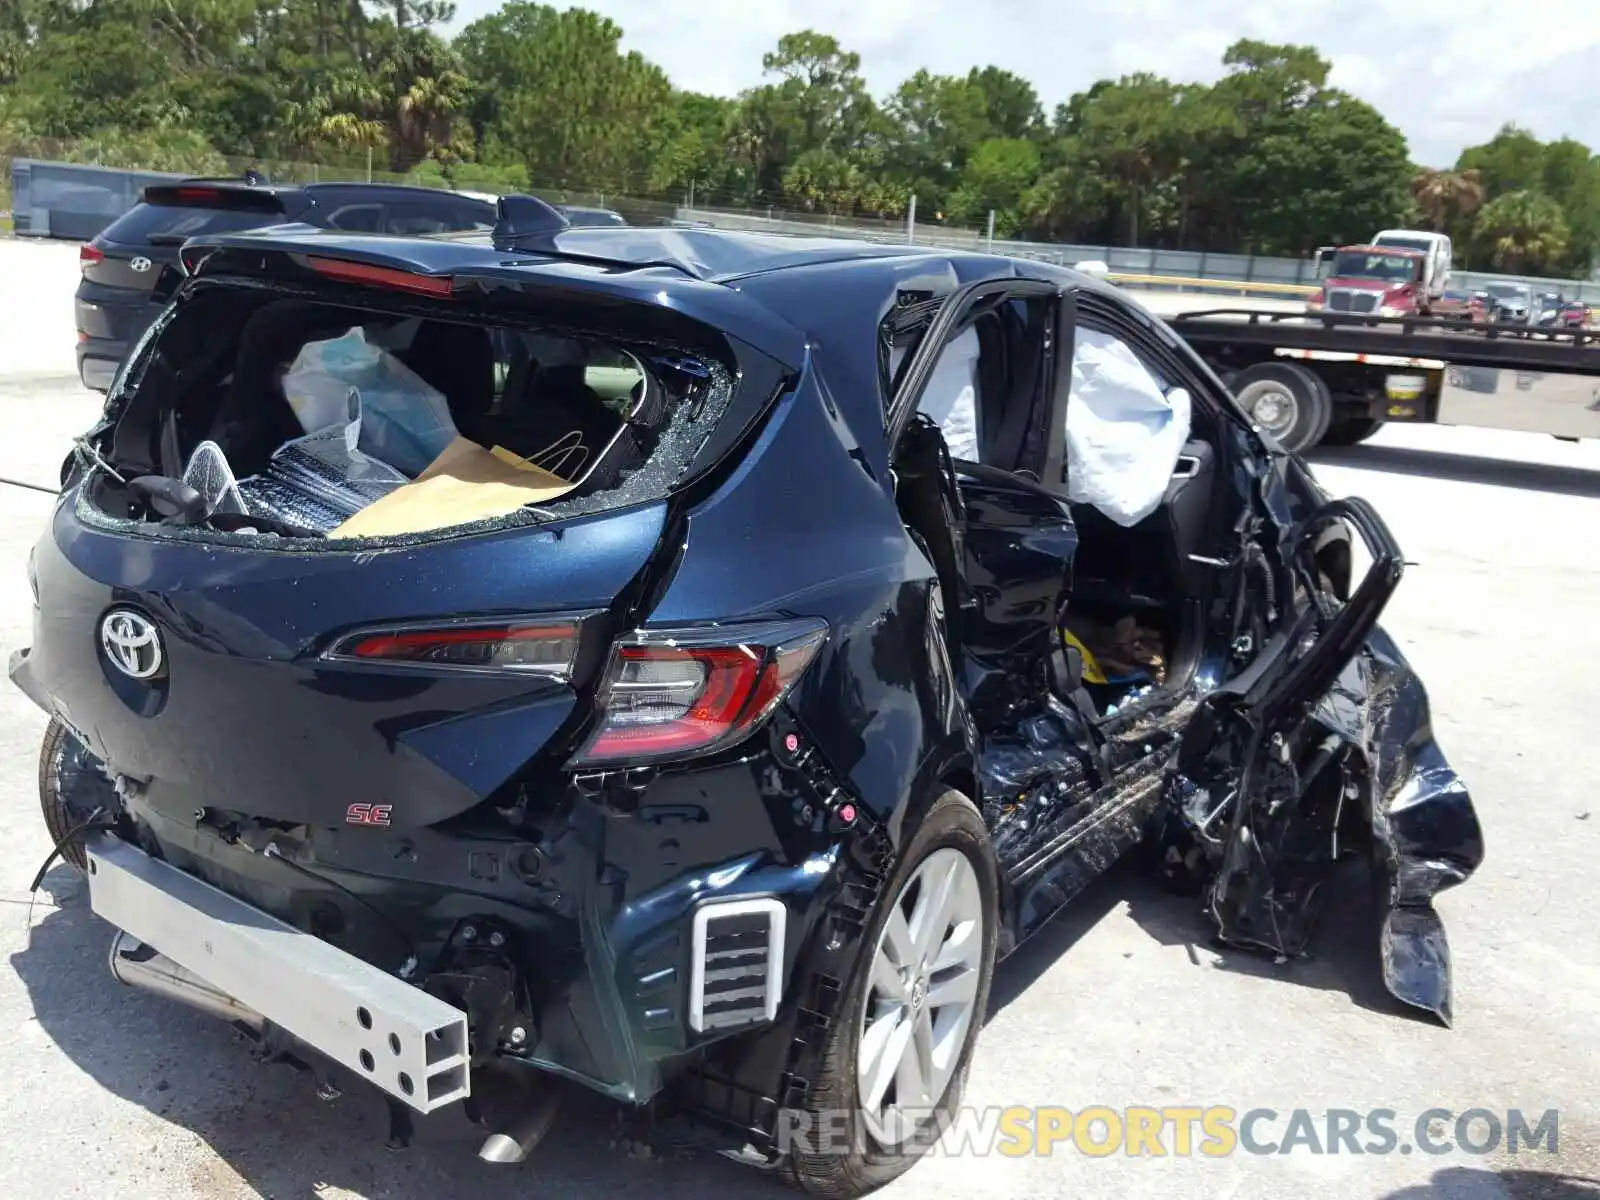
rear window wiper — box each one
[146,234,193,246]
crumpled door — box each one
[1165,493,1483,1024]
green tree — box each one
[646,91,743,201]
[948,136,1040,234]
[1216,38,1330,112]
[1239,92,1414,254]
[781,147,861,213]
[1454,125,1599,273]
[1202,41,1413,254]
[1534,137,1599,274]
[760,31,874,151]
[1020,151,1116,242]
[879,65,1043,217]
[3,7,1590,276]
[964,66,1044,142]
[1457,124,1548,196]
[1066,72,1184,244]
[1473,189,1570,273]
[457,3,673,191]
[732,30,878,203]
[881,70,990,205]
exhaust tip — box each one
[474,1076,562,1164]
[478,1133,531,1164]
[106,930,264,1031]
[107,930,152,981]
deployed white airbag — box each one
[916,326,981,461]
[1066,328,1191,527]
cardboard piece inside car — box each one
[330,435,575,538]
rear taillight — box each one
[79,244,104,272]
[322,618,582,678]
[572,620,828,766]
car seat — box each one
[208,300,357,477]
[488,362,628,483]
[389,320,496,447]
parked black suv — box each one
[74,177,497,390]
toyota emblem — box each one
[129,256,153,273]
[100,609,164,679]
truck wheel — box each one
[1320,417,1383,447]
[1233,362,1333,453]
[787,789,998,1196]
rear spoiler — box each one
[140,182,289,213]
[169,225,807,367]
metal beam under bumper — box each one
[86,835,470,1114]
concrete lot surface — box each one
[0,238,1595,1200]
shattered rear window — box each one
[80,279,735,548]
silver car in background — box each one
[1483,282,1534,326]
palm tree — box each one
[390,68,467,171]
[1411,167,1485,231]
[1473,189,1570,274]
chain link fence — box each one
[677,203,1600,302]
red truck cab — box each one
[1308,246,1429,317]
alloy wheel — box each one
[856,846,985,1148]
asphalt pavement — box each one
[0,242,1595,1199]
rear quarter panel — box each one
[647,359,973,840]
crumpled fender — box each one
[1185,435,1484,1026]
[1313,626,1485,1025]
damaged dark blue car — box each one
[11,197,1483,1197]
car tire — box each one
[38,717,94,873]
[1233,362,1334,453]
[1320,417,1383,447]
[786,788,998,1197]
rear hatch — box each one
[24,499,664,831]
[77,183,303,345]
[27,236,797,832]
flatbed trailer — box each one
[1166,309,1600,452]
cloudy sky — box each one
[445,0,1600,167]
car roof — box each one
[299,182,493,204]
[192,221,984,284]
[1374,230,1445,240]
[180,223,1098,366]
[1339,244,1424,257]
[432,224,944,282]
[143,178,491,205]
